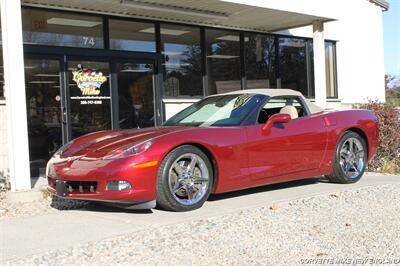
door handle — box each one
[62,107,67,125]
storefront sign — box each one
[70,96,111,105]
[72,69,107,96]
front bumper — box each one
[46,155,159,204]
[49,183,156,209]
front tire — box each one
[156,145,213,212]
[327,131,367,184]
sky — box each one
[383,0,400,76]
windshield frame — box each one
[163,93,267,127]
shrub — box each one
[0,170,10,191]
[354,101,400,174]
[386,88,400,106]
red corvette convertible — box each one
[47,89,378,211]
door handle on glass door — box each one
[62,107,67,125]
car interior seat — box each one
[279,106,298,119]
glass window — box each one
[206,29,241,95]
[22,9,103,48]
[116,62,155,129]
[68,61,111,138]
[325,41,337,98]
[161,24,202,97]
[109,20,156,52]
[245,34,276,89]
[24,59,63,167]
[278,37,308,96]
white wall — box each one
[276,0,386,104]
[0,101,9,180]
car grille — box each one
[49,178,97,193]
[66,181,98,193]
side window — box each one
[257,96,308,124]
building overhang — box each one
[22,0,335,33]
[369,0,389,11]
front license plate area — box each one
[56,180,67,196]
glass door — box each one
[24,58,64,175]
[68,60,112,138]
[115,61,156,129]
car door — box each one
[245,96,327,181]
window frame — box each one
[254,95,311,125]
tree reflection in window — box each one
[206,29,241,95]
[245,34,276,89]
[278,37,308,96]
[161,24,202,98]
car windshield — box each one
[163,94,262,127]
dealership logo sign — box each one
[72,69,107,96]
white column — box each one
[312,20,327,108]
[1,0,31,191]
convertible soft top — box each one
[222,88,324,114]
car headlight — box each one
[103,140,153,160]
[54,140,75,156]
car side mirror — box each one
[262,113,291,132]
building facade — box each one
[0,0,388,191]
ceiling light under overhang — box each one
[162,63,191,67]
[279,39,305,47]
[29,81,58,84]
[47,18,102,28]
[34,74,60,77]
[120,63,152,72]
[140,27,190,36]
[120,69,152,73]
[162,51,183,56]
[216,35,249,42]
[206,55,239,59]
[121,0,230,20]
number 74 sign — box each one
[82,36,95,47]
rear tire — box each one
[326,131,367,184]
[156,145,213,212]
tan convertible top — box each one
[221,88,324,114]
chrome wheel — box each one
[168,153,210,206]
[339,137,365,179]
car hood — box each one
[60,126,188,159]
